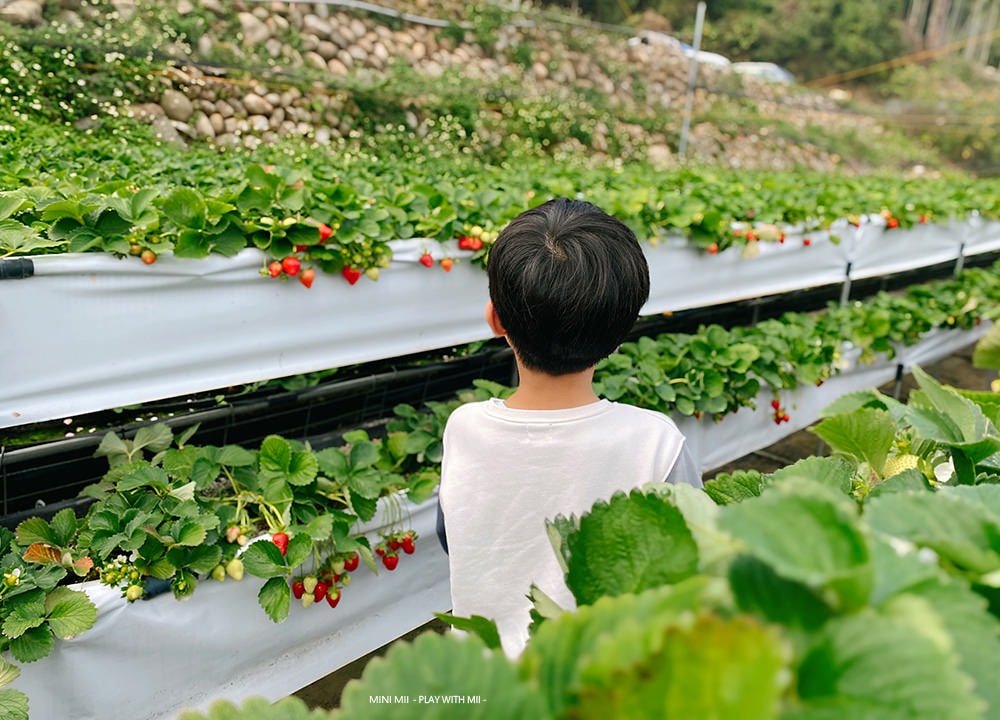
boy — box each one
[437,198,702,658]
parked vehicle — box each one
[731,61,796,84]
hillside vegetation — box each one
[0,0,995,175]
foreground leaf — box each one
[565,490,699,606]
[337,632,548,719]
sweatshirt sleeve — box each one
[665,442,703,488]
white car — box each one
[731,61,796,84]
[627,31,732,68]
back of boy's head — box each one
[487,197,650,375]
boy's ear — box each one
[484,300,507,338]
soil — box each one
[292,343,996,710]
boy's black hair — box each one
[487,197,650,375]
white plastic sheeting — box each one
[2,221,998,429]
[7,323,989,720]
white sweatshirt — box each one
[438,398,702,657]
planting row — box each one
[4,148,1000,275]
[5,218,997,430]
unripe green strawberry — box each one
[211,564,227,582]
[882,454,920,478]
[225,558,244,581]
[301,593,315,608]
[303,575,318,594]
[125,584,144,602]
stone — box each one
[647,143,673,169]
[264,38,284,59]
[194,114,215,138]
[303,51,328,71]
[302,14,331,39]
[0,0,43,26]
[243,92,273,115]
[327,58,349,76]
[238,12,270,45]
[161,89,194,122]
[151,114,184,145]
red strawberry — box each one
[318,223,333,243]
[771,399,781,410]
[707,242,719,255]
[375,546,385,557]
[267,261,283,278]
[803,238,812,247]
[389,538,401,551]
[271,532,289,556]
[140,249,157,265]
[281,256,301,276]
[294,244,308,252]
[326,587,341,608]
[401,535,415,555]
[291,580,305,599]
[458,236,473,250]
[470,237,483,251]
[440,257,454,272]
[313,580,329,603]
[919,214,927,224]
[343,552,360,572]
[382,553,399,571]
[341,266,362,285]
[299,268,315,288]
[886,217,899,229]
[419,253,434,267]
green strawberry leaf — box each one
[258,576,291,624]
[44,586,98,639]
[8,625,53,663]
[789,609,982,720]
[132,424,174,455]
[338,632,548,719]
[719,480,873,612]
[810,407,897,475]
[163,187,207,229]
[241,540,288,579]
[434,613,502,651]
[769,456,854,496]
[521,580,709,719]
[0,655,21,688]
[703,469,766,505]
[565,490,699,606]
[0,689,28,720]
[1,589,46,639]
[866,490,1000,577]
[177,696,317,720]
[972,323,1000,371]
[286,450,318,486]
[284,532,312,568]
[573,612,788,720]
[728,554,834,630]
[116,465,170,493]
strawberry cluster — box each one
[771,399,791,425]
[374,530,417,571]
[290,550,361,609]
[264,255,315,288]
